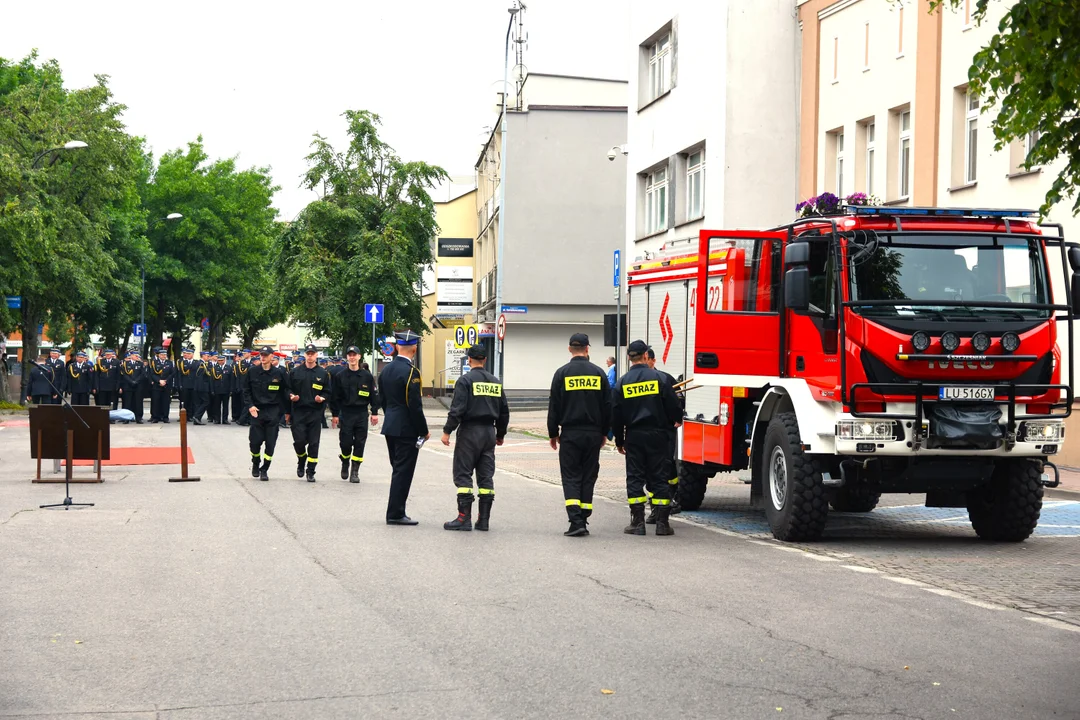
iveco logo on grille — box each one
[928,358,996,370]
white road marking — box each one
[922,588,1008,610]
[883,576,927,587]
[1025,617,1080,633]
[841,565,882,574]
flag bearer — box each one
[330,345,379,483]
[440,343,510,532]
[241,346,291,481]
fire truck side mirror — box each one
[784,241,811,268]
[784,241,811,314]
[1072,273,1080,316]
[1068,246,1080,272]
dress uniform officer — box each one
[330,345,379,483]
[289,344,332,482]
[120,349,147,423]
[547,333,612,537]
[209,352,230,424]
[176,347,199,421]
[149,347,175,422]
[646,346,682,521]
[48,349,66,403]
[232,350,251,426]
[24,353,58,405]
[611,340,683,536]
[378,329,428,525]
[67,350,95,406]
[191,350,212,425]
[241,346,291,481]
[440,343,509,532]
[93,348,121,409]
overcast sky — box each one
[1,0,629,217]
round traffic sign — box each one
[466,325,478,346]
[496,314,507,340]
[455,326,465,347]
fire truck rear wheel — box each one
[966,459,1043,542]
[762,412,828,541]
[676,461,709,511]
[828,485,881,513]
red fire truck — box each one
[627,206,1078,541]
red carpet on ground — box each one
[63,447,194,466]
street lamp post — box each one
[492,2,520,380]
[143,213,183,354]
[31,140,88,169]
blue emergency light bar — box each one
[847,205,1037,219]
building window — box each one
[836,131,845,196]
[649,34,671,101]
[686,151,704,220]
[965,90,979,183]
[832,36,839,83]
[897,3,905,56]
[645,167,668,234]
[963,0,973,28]
[1024,129,1040,164]
[865,122,876,196]
[899,109,912,198]
[864,23,871,70]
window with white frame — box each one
[965,90,979,183]
[686,151,704,220]
[836,131,845,196]
[649,34,671,101]
[1024,129,1041,164]
[866,122,876,195]
[645,167,668,234]
[899,109,912,198]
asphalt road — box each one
[1,412,1078,719]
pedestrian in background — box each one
[440,343,509,532]
[242,346,291,481]
[547,334,611,537]
[330,345,379,483]
[611,340,682,537]
[378,330,427,525]
[605,355,618,448]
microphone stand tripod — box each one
[33,361,94,510]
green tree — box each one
[272,110,447,349]
[930,0,1080,215]
[141,138,279,354]
[0,52,148,397]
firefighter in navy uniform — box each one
[289,344,332,482]
[149,347,175,422]
[440,344,509,532]
[67,350,95,406]
[330,346,379,483]
[120,349,147,423]
[232,350,252,426]
[242,346,291,480]
[47,349,66,403]
[318,354,333,428]
[176,347,199,420]
[547,333,611,537]
[646,346,683,522]
[216,353,234,424]
[191,350,212,425]
[24,353,58,405]
[611,340,683,536]
[93,348,121,409]
[378,329,428,525]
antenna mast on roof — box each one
[512,2,528,110]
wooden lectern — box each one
[28,405,110,483]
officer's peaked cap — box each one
[394,330,420,346]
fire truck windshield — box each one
[847,234,1051,320]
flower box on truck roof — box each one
[627,205,1079,541]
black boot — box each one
[349,460,361,483]
[297,455,307,478]
[340,456,350,480]
[306,465,316,483]
[260,461,271,481]
[670,499,682,515]
[623,504,646,535]
[645,506,659,524]
[564,505,588,537]
[443,495,473,531]
[655,506,674,536]
[251,456,261,478]
[475,495,493,531]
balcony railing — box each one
[476,267,497,311]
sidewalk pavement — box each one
[1050,463,1080,497]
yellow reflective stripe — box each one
[351,456,364,462]
[312,384,323,390]
[307,457,318,463]
[627,496,649,505]
[358,390,370,396]
[651,498,671,506]
[668,477,679,485]
[477,488,494,495]
[581,503,593,510]
[262,454,273,461]
[456,487,474,494]
[565,499,581,507]
[297,452,308,458]
[340,453,349,460]
[251,452,261,458]
[646,490,654,498]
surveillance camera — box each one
[607,149,617,162]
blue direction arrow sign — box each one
[613,249,621,287]
[365,303,384,323]
[5,295,21,309]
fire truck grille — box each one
[860,350,1052,387]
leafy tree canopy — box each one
[931,0,1080,215]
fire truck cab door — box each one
[694,230,786,378]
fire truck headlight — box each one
[1001,332,1021,354]
[911,331,931,353]
[971,332,991,353]
[1021,421,1064,443]
[836,420,899,441]
[940,331,961,353]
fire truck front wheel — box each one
[762,412,829,541]
[966,459,1043,542]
